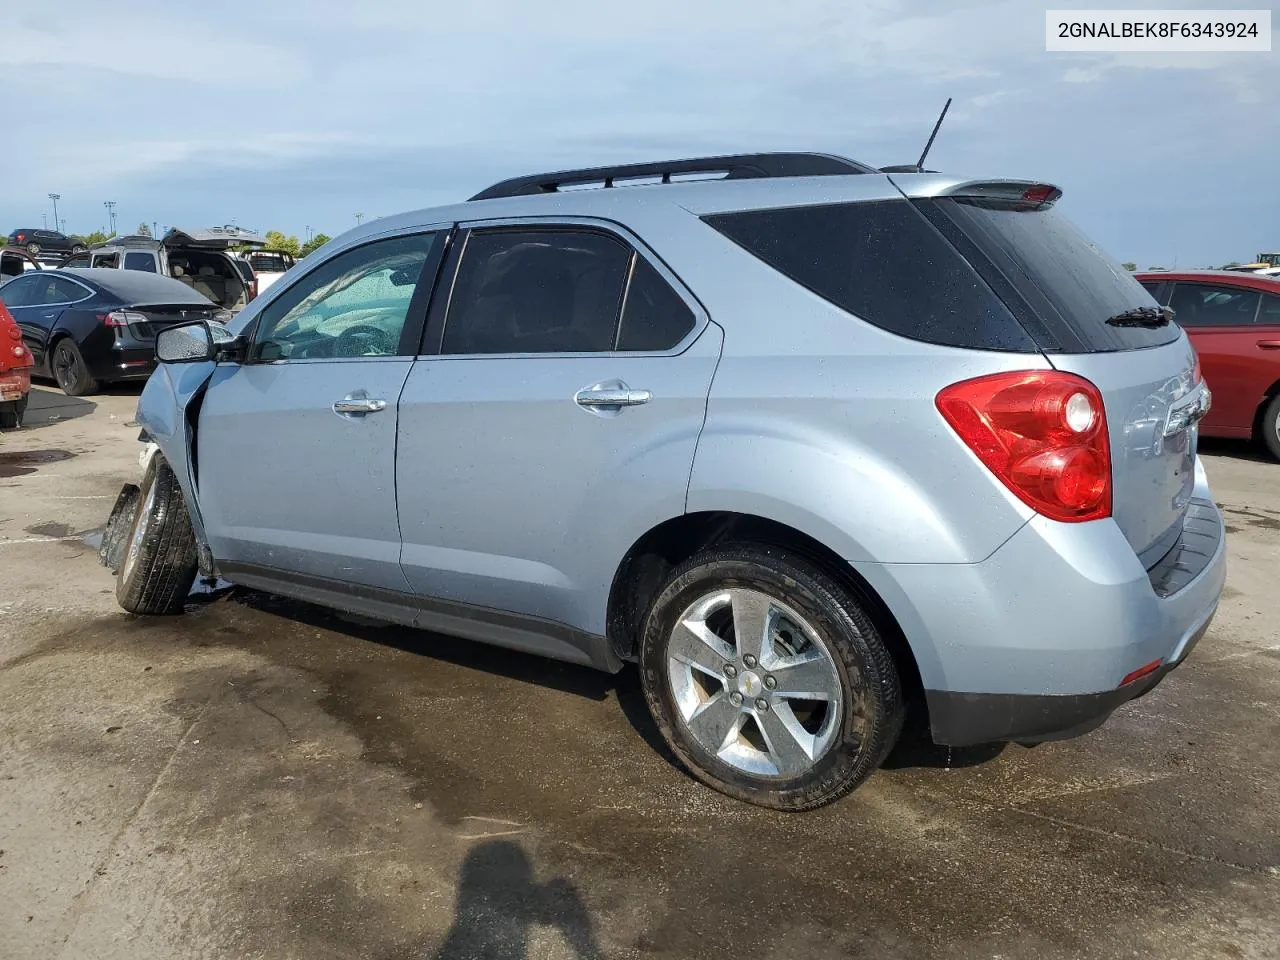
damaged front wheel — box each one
[115,457,199,615]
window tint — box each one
[617,256,696,350]
[443,229,630,354]
[0,275,36,307]
[0,253,24,280]
[233,260,255,283]
[254,232,440,361]
[1260,293,1280,324]
[704,201,1035,352]
[1169,283,1262,327]
[92,252,120,268]
[1139,280,1165,300]
[27,276,89,305]
[62,254,91,268]
[926,199,1178,352]
[124,251,157,273]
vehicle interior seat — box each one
[171,264,195,288]
[193,265,225,305]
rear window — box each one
[924,199,1178,353]
[703,201,1035,352]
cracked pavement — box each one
[1,385,1278,959]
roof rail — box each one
[468,152,876,201]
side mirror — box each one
[156,320,234,363]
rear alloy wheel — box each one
[640,544,904,810]
[51,339,99,396]
[1261,394,1280,462]
[116,458,199,615]
[25,243,40,256]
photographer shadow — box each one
[435,840,604,960]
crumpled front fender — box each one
[134,360,219,570]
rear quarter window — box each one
[703,201,1035,352]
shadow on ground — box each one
[16,386,98,429]
[430,841,605,960]
[1198,435,1271,464]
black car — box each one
[0,269,226,396]
[7,229,86,259]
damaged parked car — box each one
[105,153,1225,809]
[61,226,262,314]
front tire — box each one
[116,459,198,615]
[639,544,904,810]
[51,339,99,396]
[1260,394,1280,462]
[70,245,87,255]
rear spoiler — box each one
[887,174,1063,209]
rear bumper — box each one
[851,468,1226,747]
[86,339,157,382]
[924,613,1212,745]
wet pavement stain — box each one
[1222,507,1280,531]
[0,448,74,479]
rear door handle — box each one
[1257,340,1280,350]
[574,384,652,408]
[332,391,387,417]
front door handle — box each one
[332,391,387,417]
[1257,340,1280,350]
[574,384,652,408]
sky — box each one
[1,1,1275,267]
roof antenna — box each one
[915,97,952,172]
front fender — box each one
[135,360,219,567]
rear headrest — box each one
[198,265,216,277]
[171,265,184,277]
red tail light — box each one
[97,310,146,327]
[937,370,1112,523]
[15,233,24,243]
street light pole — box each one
[354,212,364,225]
[104,201,117,235]
[48,194,61,232]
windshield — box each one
[926,199,1179,352]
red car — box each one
[1137,270,1280,460]
[0,295,34,428]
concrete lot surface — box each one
[1,384,1278,960]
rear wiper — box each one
[1105,305,1173,328]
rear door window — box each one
[124,252,158,272]
[616,256,696,351]
[703,201,1035,352]
[0,275,36,307]
[1168,283,1262,327]
[922,199,1179,352]
[1259,293,1280,324]
[442,229,631,354]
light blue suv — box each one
[108,153,1226,809]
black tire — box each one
[116,459,198,615]
[51,338,99,396]
[26,242,39,255]
[70,244,87,255]
[639,544,904,810]
[1260,394,1280,462]
[0,395,25,429]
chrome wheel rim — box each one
[667,588,845,777]
[120,475,158,583]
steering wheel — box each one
[335,324,397,357]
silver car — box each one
[108,153,1226,809]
